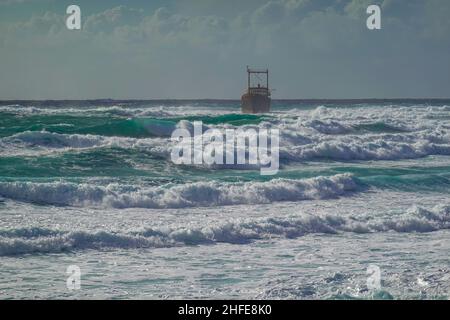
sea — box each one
[0,100,449,299]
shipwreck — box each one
[241,67,271,114]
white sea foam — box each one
[302,119,352,134]
[4,131,110,149]
[0,174,357,208]
[0,131,168,157]
[2,127,449,163]
[286,136,450,161]
[0,204,448,256]
[1,104,449,163]
[0,104,232,117]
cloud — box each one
[421,0,450,40]
[0,0,21,4]
[0,11,64,47]
[84,5,144,33]
[0,0,38,4]
[0,1,449,99]
[252,1,287,25]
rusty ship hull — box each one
[241,92,271,114]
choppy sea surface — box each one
[0,100,449,299]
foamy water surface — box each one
[0,101,449,299]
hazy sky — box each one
[0,0,449,99]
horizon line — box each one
[1,98,450,102]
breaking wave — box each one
[0,174,358,208]
[3,131,112,149]
[0,204,448,256]
[285,136,450,161]
[0,104,230,117]
[2,102,450,164]
[2,126,450,164]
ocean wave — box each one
[1,113,267,139]
[0,104,233,118]
[302,119,352,134]
[0,204,448,256]
[0,131,168,157]
[2,129,450,165]
[74,118,178,138]
[1,104,449,164]
[3,131,111,149]
[352,122,411,134]
[285,137,450,161]
[0,174,358,208]
[0,227,63,238]
[0,105,42,115]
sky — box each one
[0,0,449,99]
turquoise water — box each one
[0,101,449,299]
